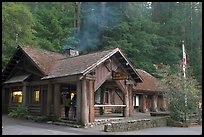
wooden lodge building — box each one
[132,69,168,113]
[2,45,167,125]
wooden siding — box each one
[8,104,41,116]
[94,63,111,91]
[28,104,41,115]
[94,106,112,116]
[94,58,119,91]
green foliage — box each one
[100,107,104,115]
[157,64,201,122]
[101,16,171,73]
[2,2,36,70]
[8,105,29,118]
[31,2,76,52]
[2,2,202,86]
[167,118,189,127]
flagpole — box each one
[182,40,188,122]
[182,40,187,107]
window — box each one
[12,91,22,103]
[34,90,40,102]
[136,95,139,106]
[133,95,140,106]
[94,89,101,104]
[32,86,41,103]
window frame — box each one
[11,86,23,104]
[32,86,41,104]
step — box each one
[59,119,77,124]
[52,121,82,128]
[47,118,83,128]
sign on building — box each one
[112,71,128,80]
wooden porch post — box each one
[9,89,12,109]
[128,85,133,116]
[22,82,27,106]
[54,84,60,117]
[152,94,158,112]
[46,83,52,116]
[162,95,167,111]
[81,78,88,125]
[141,94,146,113]
[123,85,129,117]
[2,88,5,110]
[89,79,95,123]
[76,81,82,123]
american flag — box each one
[182,41,187,69]
[182,41,187,78]
[182,41,187,106]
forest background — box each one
[2,2,202,86]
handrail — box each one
[94,104,126,107]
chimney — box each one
[64,48,79,57]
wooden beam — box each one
[46,83,52,116]
[22,82,27,107]
[76,81,81,123]
[89,80,95,123]
[81,78,88,125]
[26,80,49,86]
[128,85,133,116]
[42,74,82,83]
[123,86,129,117]
[94,72,111,91]
[54,84,60,117]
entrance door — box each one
[60,84,77,119]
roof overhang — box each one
[3,74,30,84]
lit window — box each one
[12,91,22,103]
[34,90,40,102]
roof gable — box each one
[19,45,64,75]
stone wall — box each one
[104,117,168,132]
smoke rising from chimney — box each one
[77,2,123,51]
[62,2,124,52]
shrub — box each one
[8,105,28,118]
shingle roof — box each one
[20,46,64,75]
[133,69,164,92]
[16,45,142,82]
[42,49,116,79]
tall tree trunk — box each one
[101,2,106,27]
[152,2,158,22]
[74,2,81,30]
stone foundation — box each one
[104,116,169,132]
